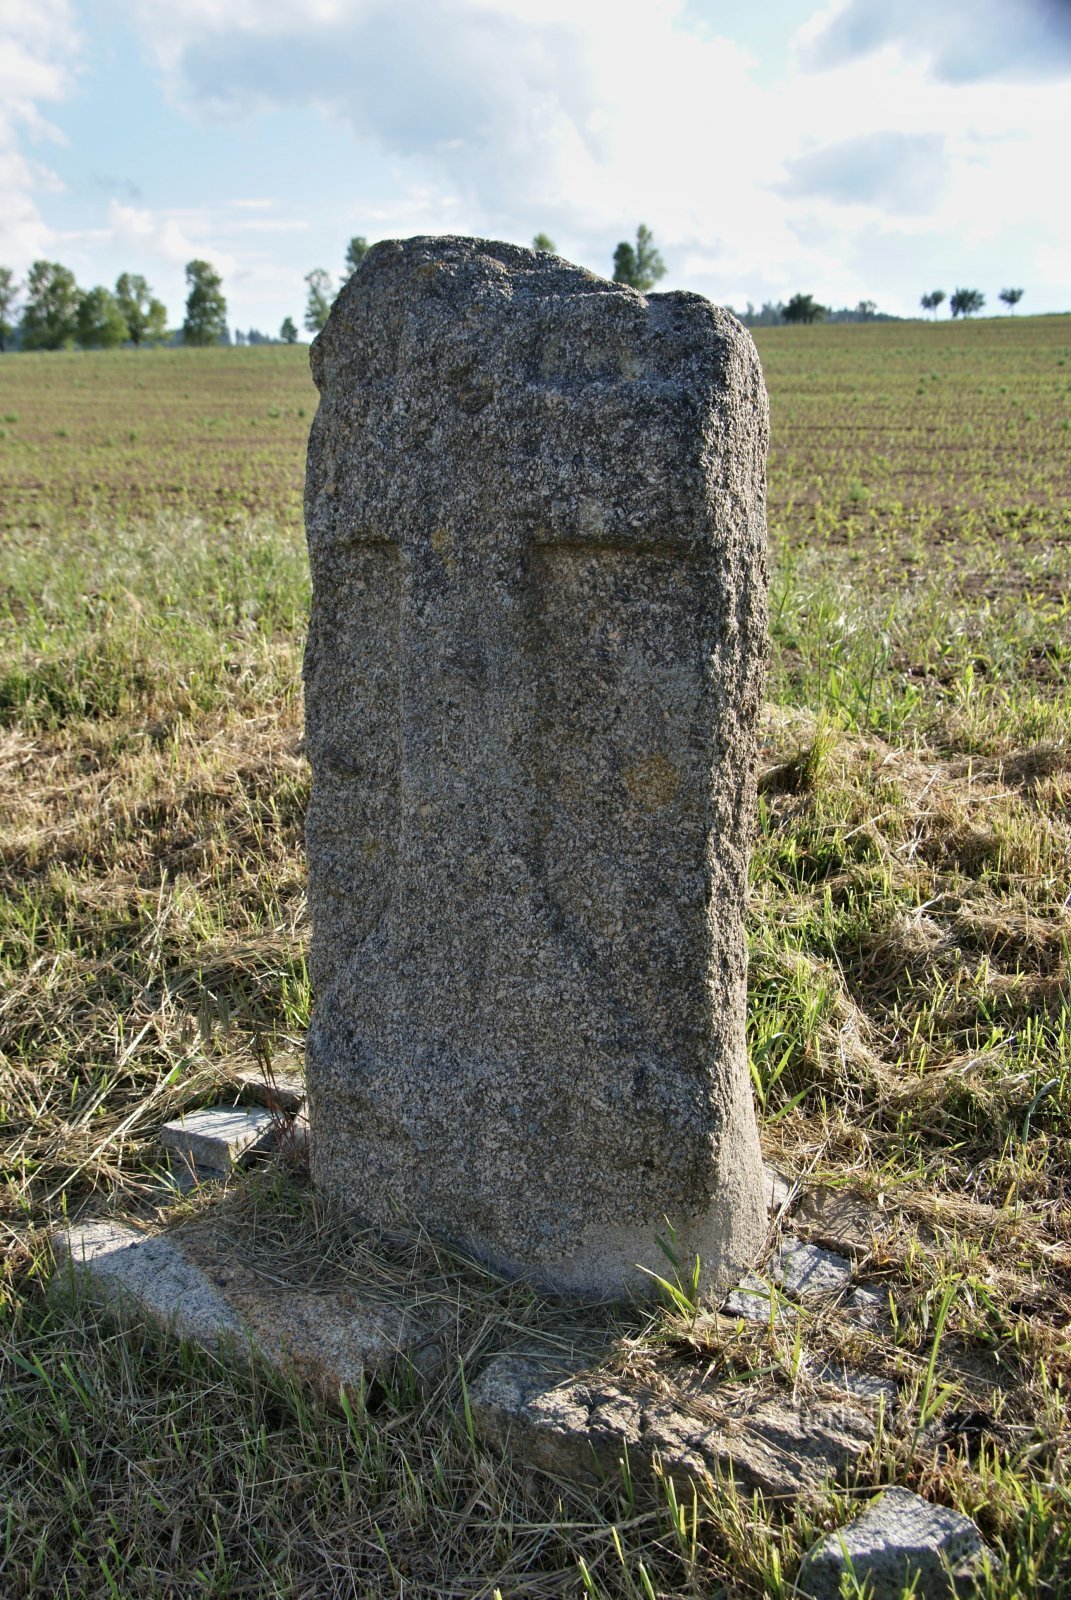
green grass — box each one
[1,318,1070,1596]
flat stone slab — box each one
[229,1065,305,1114]
[159,1106,278,1175]
[470,1356,875,1501]
[776,1240,854,1299]
[54,1220,445,1392]
[796,1485,994,1599]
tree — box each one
[20,260,80,350]
[782,292,826,325]
[76,286,128,349]
[115,273,167,347]
[182,260,227,346]
[920,290,946,319]
[856,299,878,319]
[280,316,298,344]
[344,236,369,277]
[304,269,333,334]
[612,224,666,292]
[0,267,17,352]
[532,232,556,253]
[950,287,985,318]
[999,287,1024,313]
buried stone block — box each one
[776,1240,855,1300]
[228,1063,306,1114]
[54,1219,444,1391]
[796,1485,995,1600]
[303,235,770,1299]
[470,1356,875,1500]
[159,1105,278,1177]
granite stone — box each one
[229,1063,306,1114]
[762,1161,795,1215]
[722,1271,789,1324]
[470,1355,874,1499]
[159,1105,278,1174]
[776,1240,854,1299]
[54,1219,445,1391]
[303,235,770,1299]
[796,1486,994,1599]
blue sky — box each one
[2,0,1069,335]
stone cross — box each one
[303,236,768,1298]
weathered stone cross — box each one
[303,236,769,1297]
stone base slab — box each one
[470,1354,879,1501]
[54,1219,445,1395]
[159,1106,278,1176]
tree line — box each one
[0,259,232,351]
[0,232,1032,353]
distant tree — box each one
[920,290,946,319]
[280,315,298,344]
[115,273,167,347]
[21,260,80,350]
[999,287,1024,313]
[182,260,227,346]
[304,268,333,334]
[612,224,666,292]
[782,292,826,325]
[856,299,878,319]
[532,232,556,253]
[344,236,369,277]
[0,267,17,351]
[76,286,128,349]
[950,287,985,318]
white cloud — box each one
[107,200,237,274]
[10,0,1071,317]
[101,0,1069,312]
[801,0,1071,83]
[0,0,80,267]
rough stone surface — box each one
[722,1271,789,1324]
[815,1362,898,1409]
[844,1284,892,1328]
[54,1220,444,1390]
[159,1106,278,1175]
[55,1221,245,1344]
[796,1486,994,1599]
[229,1064,306,1113]
[303,235,770,1299]
[776,1240,854,1300]
[470,1355,874,1499]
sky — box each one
[1,0,1069,335]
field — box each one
[1,316,1070,1598]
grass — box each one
[1,316,1070,1596]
